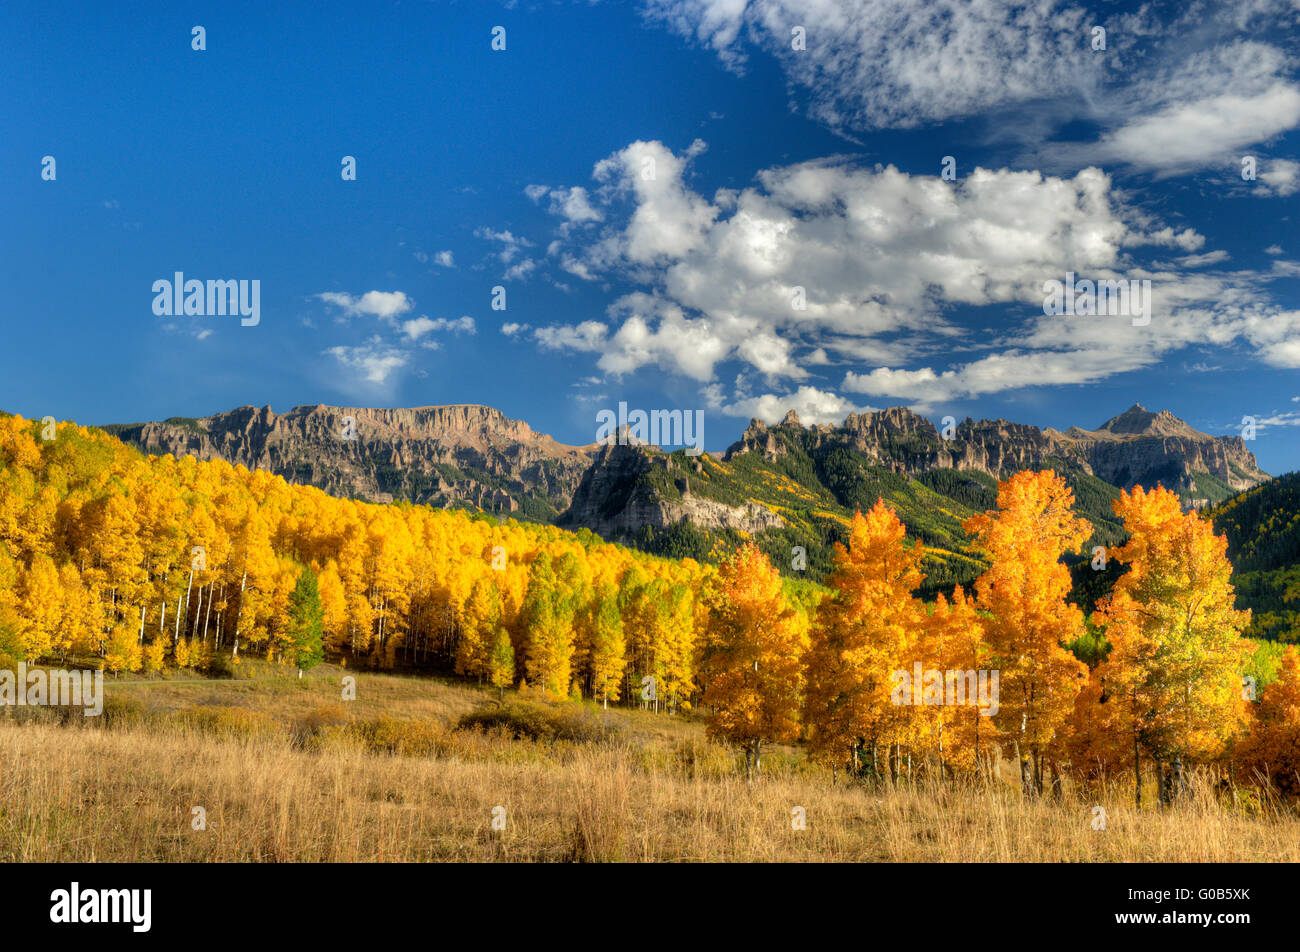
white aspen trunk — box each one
[138,604,145,644]
[159,571,168,633]
[203,583,213,643]
[233,571,247,658]
[191,585,203,647]
[182,569,194,641]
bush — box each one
[174,705,278,740]
[350,714,445,757]
[101,694,147,729]
[204,651,238,679]
[457,699,616,744]
[290,702,352,749]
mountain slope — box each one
[1211,472,1300,642]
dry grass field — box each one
[1,661,1296,862]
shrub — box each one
[290,702,351,749]
[174,705,278,740]
[351,714,445,757]
[457,699,616,744]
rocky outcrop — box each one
[558,443,784,536]
[105,404,595,518]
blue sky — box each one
[3,0,1299,474]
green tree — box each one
[489,626,515,700]
[287,565,325,677]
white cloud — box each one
[644,0,1109,129]
[401,315,476,341]
[1266,244,1285,255]
[524,138,1300,406]
[1176,250,1231,268]
[720,385,874,425]
[434,250,455,267]
[527,184,603,224]
[590,139,715,265]
[316,290,413,321]
[324,339,410,385]
[1066,44,1300,173]
[500,322,530,336]
[1258,158,1300,196]
[476,228,537,280]
[1256,410,1300,428]
[646,2,1300,175]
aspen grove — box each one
[1,414,1297,799]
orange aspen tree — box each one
[1239,646,1300,796]
[916,587,988,776]
[963,470,1089,796]
[805,500,925,782]
[699,544,806,779]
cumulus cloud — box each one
[324,338,410,385]
[1257,158,1300,196]
[719,385,875,425]
[401,315,476,341]
[316,290,414,321]
[526,184,603,224]
[519,138,1300,408]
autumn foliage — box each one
[2,412,1297,797]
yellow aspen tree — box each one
[588,583,626,708]
[1096,484,1252,806]
[456,575,501,680]
[15,554,63,660]
[521,552,575,696]
[699,544,806,778]
[104,623,142,675]
[142,637,166,673]
[316,562,349,654]
[963,470,1089,796]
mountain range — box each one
[103,401,1269,596]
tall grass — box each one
[2,715,1296,862]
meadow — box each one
[2,660,1295,863]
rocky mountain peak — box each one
[1096,404,1200,439]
